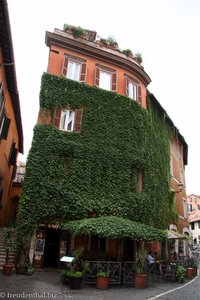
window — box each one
[187,204,192,212]
[182,198,187,218]
[94,65,117,92]
[53,106,83,133]
[9,142,17,166]
[170,157,174,177]
[0,83,5,133]
[67,61,81,81]
[198,221,200,229]
[125,75,142,102]
[99,70,111,91]
[137,169,143,192]
[198,205,200,210]
[91,236,106,251]
[191,222,195,230]
[60,110,75,131]
[128,81,136,100]
[179,170,184,186]
[62,55,87,82]
[0,82,10,140]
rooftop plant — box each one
[63,23,86,38]
[122,49,133,57]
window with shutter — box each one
[54,106,83,133]
[0,82,5,131]
[74,109,83,133]
[9,142,17,166]
[95,65,117,92]
[0,116,11,140]
[125,75,142,103]
[62,55,87,82]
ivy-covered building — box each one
[17,25,189,268]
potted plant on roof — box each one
[3,227,16,275]
[96,271,109,289]
[134,249,147,288]
[135,52,143,64]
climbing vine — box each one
[17,73,176,250]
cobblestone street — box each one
[0,270,198,300]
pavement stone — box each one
[0,269,195,300]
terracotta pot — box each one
[187,268,193,279]
[193,267,197,276]
[3,264,14,275]
[96,276,109,289]
[135,274,147,288]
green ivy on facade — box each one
[17,72,177,249]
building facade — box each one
[187,194,200,245]
[18,24,188,268]
[0,0,23,227]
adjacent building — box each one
[18,24,189,269]
[187,194,200,245]
[0,0,24,227]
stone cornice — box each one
[45,30,151,87]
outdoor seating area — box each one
[81,256,199,288]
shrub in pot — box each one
[96,271,109,289]
[134,249,147,288]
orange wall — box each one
[0,49,20,226]
[47,44,147,109]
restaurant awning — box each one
[167,230,189,240]
[62,216,167,241]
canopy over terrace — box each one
[62,216,167,241]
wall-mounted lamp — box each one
[177,181,184,192]
[171,181,185,194]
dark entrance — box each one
[124,238,133,261]
[43,228,60,268]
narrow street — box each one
[0,270,199,300]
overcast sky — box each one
[7,0,200,195]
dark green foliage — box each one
[17,72,175,244]
[62,216,167,240]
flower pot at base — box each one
[68,276,83,289]
[187,268,193,279]
[193,267,197,276]
[135,274,147,288]
[3,264,14,275]
[96,276,109,289]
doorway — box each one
[124,238,133,261]
[43,228,60,268]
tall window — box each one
[125,75,142,103]
[187,203,192,212]
[67,61,81,81]
[62,55,87,82]
[170,157,174,177]
[60,110,75,131]
[128,81,136,100]
[99,70,111,91]
[0,82,10,140]
[182,198,187,218]
[191,222,195,230]
[94,65,117,92]
[53,106,83,133]
[0,83,5,133]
